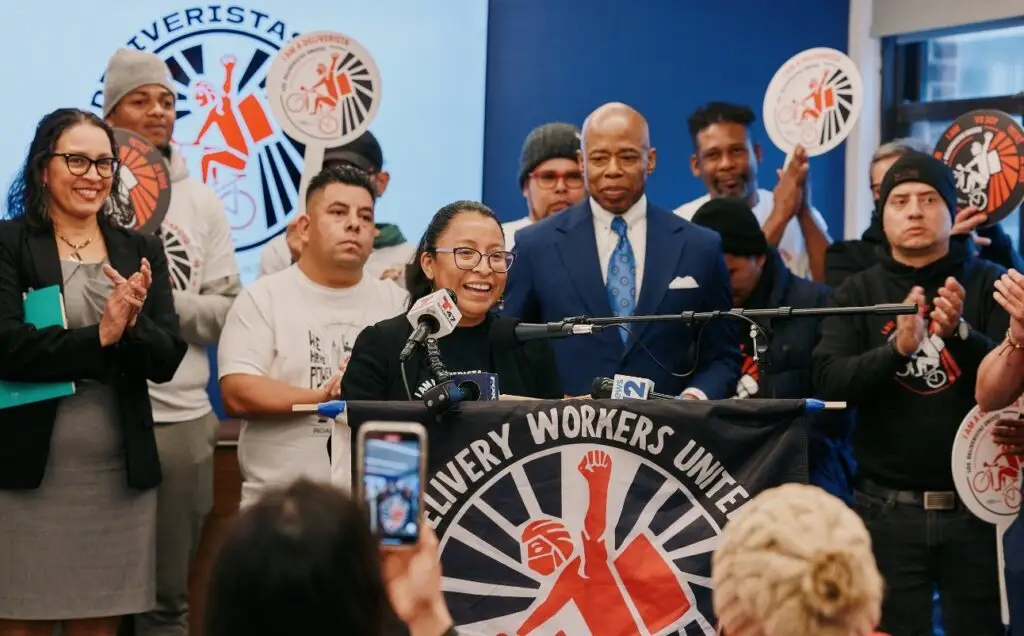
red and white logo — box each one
[953,398,1024,524]
[933,109,1024,226]
[436,446,718,634]
[266,31,382,148]
[763,47,863,157]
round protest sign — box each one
[762,47,863,157]
[952,398,1024,626]
[952,399,1024,524]
[111,128,172,234]
[266,31,381,149]
[266,30,382,211]
[933,110,1024,226]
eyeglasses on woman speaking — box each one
[432,247,515,273]
[53,153,120,179]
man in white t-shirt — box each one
[218,166,408,508]
[258,130,416,283]
[102,48,241,636]
[502,122,586,250]
[673,101,831,282]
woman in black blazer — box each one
[342,201,562,401]
[0,108,186,635]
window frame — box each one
[880,20,1024,251]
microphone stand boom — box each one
[547,303,919,399]
[565,303,919,328]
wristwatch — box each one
[956,318,970,341]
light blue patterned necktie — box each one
[606,216,637,342]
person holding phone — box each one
[0,108,187,635]
[341,200,563,402]
[204,479,457,636]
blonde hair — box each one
[712,484,883,636]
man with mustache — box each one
[503,122,586,250]
[674,101,832,283]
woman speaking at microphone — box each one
[341,201,563,401]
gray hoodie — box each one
[148,148,241,423]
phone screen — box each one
[361,431,422,546]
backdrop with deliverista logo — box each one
[0,2,488,284]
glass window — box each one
[909,116,1022,251]
[920,24,1024,102]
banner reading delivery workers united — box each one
[345,399,809,636]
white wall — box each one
[844,0,881,240]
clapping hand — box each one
[98,259,152,346]
[895,286,927,356]
[773,145,809,220]
[994,269,1024,346]
[929,276,965,338]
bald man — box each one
[502,103,740,398]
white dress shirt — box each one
[589,195,703,400]
[591,195,647,297]
[674,187,828,280]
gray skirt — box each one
[0,381,157,619]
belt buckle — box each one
[923,491,955,510]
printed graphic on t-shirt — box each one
[736,343,761,398]
[414,369,488,399]
[307,321,360,390]
[882,319,962,395]
[159,222,200,291]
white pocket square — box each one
[669,276,699,290]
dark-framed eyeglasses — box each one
[53,153,119,178]
[530,170,584,190]
[433,247,515,273]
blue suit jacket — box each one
[502,199,740,398]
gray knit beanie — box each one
[102,49,176,117]
[518,122,582,187]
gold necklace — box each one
[55,230,97,263]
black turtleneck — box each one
[811,239,1009,490]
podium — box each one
[333,398,811,634]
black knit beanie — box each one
[878,152,958,219]
[691,197,768,256]
[518,123,581,187]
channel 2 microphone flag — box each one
[344,398,809,635]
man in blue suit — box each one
[502,102,740,398]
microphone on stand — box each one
[421,338,478,415]
[399,288,461,362]
[590,376,680,401]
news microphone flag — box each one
[401,288,461,361]
[610,374,654,400]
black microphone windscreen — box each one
[489,318,521,349]
[442,288,458,304]
[457,380,481,401]
[590,376,612,399]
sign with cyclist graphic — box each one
[953,398,1024,524]
[111,128,172,235]
[266,30,383,211]
[933,110,1024,226]
[952,396,1024,624]
[762,47,863,157]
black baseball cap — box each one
[322,130,384,173]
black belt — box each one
[858,478,961,511]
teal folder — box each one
[0,285,76,409]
